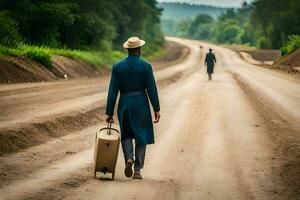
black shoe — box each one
[124,159,134,178]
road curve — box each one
[0,37,299,200]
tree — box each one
[0,0,164,50]
[188,14,214,38]
[251,0,300,49]
[0,11,21,46]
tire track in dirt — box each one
[0,105,105,156]
[0,125,99,188]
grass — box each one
[281,35,300,55]
[142,43,166,61]
[0,43,165,70]
[0,45,126,69]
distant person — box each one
[205,48,216,81]
[105,37,160,179]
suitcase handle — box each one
[95,123,119,141]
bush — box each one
[22,46,53,69]
[0,11,21,47]
[257,36,271,49]
[281,35,300,54]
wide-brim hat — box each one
[123,37,145,49]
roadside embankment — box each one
[152,41,190,69]
[0,41,187,84]
[238,50,281,66]
[233,47,300,74]
[272,49,300,73]
[0,56,108,83]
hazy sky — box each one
[157,0,254,7]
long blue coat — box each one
[105,55,160,145]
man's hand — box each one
[154,112,160,123]
[106,116,114,123]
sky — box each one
[157,0,254,8]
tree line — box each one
[163,0,300,54]
[0,0,164,50]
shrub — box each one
[281,35,300,54]
[23,47,53,69]
[257,36,271,49]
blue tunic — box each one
[205,52,216,74]
[105,55,160,145]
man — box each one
[205,48,216,81]
[105,37,160,179]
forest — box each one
[0,0,164,67]
[1,0,299,68]
[159,2,227,20]
[161,0,300,54]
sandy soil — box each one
[273,49,300,72]
[238,48,300,74]
[0,37,299,200]
[0,56,104,84]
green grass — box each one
[50,48,126,68]
[0,43,165,70]
[281,35,300,55]
[0,45,126,69]
[142,43,166,61]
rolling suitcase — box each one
[94,123,120,180]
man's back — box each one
[114,55,151,92]
[205,52,216,66]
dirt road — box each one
[0,38,299,200]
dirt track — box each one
[0,37,299,200]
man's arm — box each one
[145,64,160,123]
[105,65,119,122]
[213,54,216,63]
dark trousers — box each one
[208,73,212,80]
[121,138,146,170]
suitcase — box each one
[94,123,120,180]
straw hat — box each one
[123,37,145,49]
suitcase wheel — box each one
[94,171,97,179]
[112,172,115,180]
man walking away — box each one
[205,48,216,81]
[105,37,161,179]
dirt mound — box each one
[243,50,281,61]
[51,56,108,78]
[239,52,274,66]
[0,105,104,156]
[238,50,281,66]
[0,57,56,83]
[0,56,107,84]
[153,41,190,69]
[273,49,300,72]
